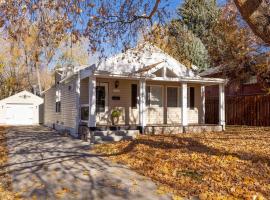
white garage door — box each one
[5,104,34,125]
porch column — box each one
[88,76,96,128]
[219,83,225,130]
[75,74,81,135]
[181,83,188,126]
[200,85,205,124]
[139,79,146,131]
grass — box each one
[0,126,21,200]
[94,126,270,199]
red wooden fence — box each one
[205,95,270,126]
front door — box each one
[96,82,108,124]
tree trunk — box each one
[234,0,270,45]
[35,53,42,95]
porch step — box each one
[94,130,139,137]
[95,125,138,131]
[93,130,139,144]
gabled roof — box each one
[96,43,198,78]
[0,90,43,104]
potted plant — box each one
[111,109,121,126]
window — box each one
[243,76,257,85]
[56,90,61,113]
[189,87,195,109]
[68,85,73,91]
[146,85,163,107]
[167,87,178,107]
[96,85,106,113]
[131,84,137,108]
[81,106,89,121]
[146,86,150,106]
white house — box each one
[0,90,44,125]
[43,44,226,138]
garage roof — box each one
[0,90,44,105]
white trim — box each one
[139,79,146,128]
[163,66,167,78]
[94,73,226,85]
[200,85,205,124]
[181,83,188,126]
[88,76,96,127]
[96,82,109,115]
[80,104,89,107]
[80,68,92,80]
[75,74,80,134]
[219,83,225,130]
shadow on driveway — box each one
[3,126,171,200]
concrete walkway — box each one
[5,126,171,200]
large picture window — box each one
[146,85,163,107]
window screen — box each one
[147,86,163,107]
[167,87,178,107]
[131,84,137,108]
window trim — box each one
[146,84,164,107]
[96,82,108,113]
[80,104,89,122]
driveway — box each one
[5,126,171,200]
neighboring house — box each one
[200,53,270,97]
[200,66,267,96]
[43,44,226,137]
[0,90,44,125]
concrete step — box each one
[93,131,138,144]
[93,130,139,137]
[114,130,139,137]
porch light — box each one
[115,80,119,88]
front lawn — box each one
[94,126,270,199]
[0,126,20,200]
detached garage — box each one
[0,90,44,125]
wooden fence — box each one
[205,95,270,126]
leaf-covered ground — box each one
[94,126,270,199]
[0,126,21,200]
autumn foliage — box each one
[95,127,270,199]
[0,126,21,200]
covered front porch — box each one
[78,73,226,134]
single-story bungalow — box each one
[0,90,44,125]
[43,44,226,137]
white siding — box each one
[44,77,78,136]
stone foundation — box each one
[144,125,223,134]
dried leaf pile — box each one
[94,126,270,199]
[0,126,21,200]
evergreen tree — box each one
[178,0,220,42]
